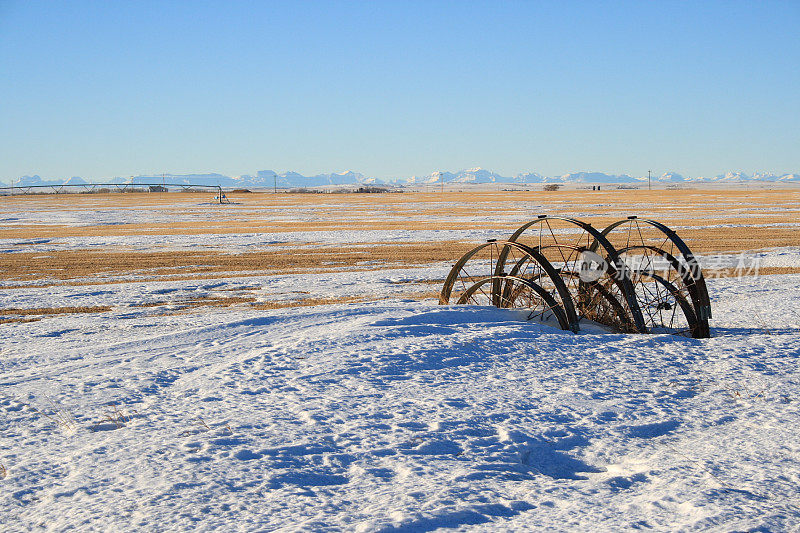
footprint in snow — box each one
[625,420,681,438]
[234,449,262,461]
[606,473,648,491]
[268,471,348,488]
[402,439,464,456]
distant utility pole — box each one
[440,171,444,194]
[274,174,277,194]
[648,170,652,191]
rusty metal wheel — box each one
[499,215,646,333]
[597,217,711,338]
[561,271,640,333]
[614,245,700,336]
[502,245,639,333]
[439,240,578,331]
[439,216,712,338]
[456,275,571,330]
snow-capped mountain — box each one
[401,168,513,185]
[515,172,549,183]
[651,172,687,183]
[556,172,640,184]
[123,173,231,186]
[684,171,800,183]
[5,175,88,187]
[3,168,799,188]
[748,172,800,182]
[690,171,751,182]
[250,170,373,188]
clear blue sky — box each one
[1,0,798,182]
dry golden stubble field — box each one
[2,189,798,319]
[3,189,800,241]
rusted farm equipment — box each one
[440,215,712,338]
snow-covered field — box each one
[2,275,800,531]
[2,193,800,531]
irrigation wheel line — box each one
[558,271,641,334]
[626,268,700,337]
[614,245,704,337]
[501,244,640,333]
[439,240,579,332]
[596,217,711,338]
[498,215,647,333]
[438,215,714,338]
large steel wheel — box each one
[597,217,711,338]
[438,216,713,338]
[499,215,646,333]
[440,240,578,331]
[502,245,639,333]
[456,275,571,330]
[627,269,699,336]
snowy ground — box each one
[2,193,800,530]
[2,272,800,531]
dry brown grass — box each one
[1,222,796,286]
[0,306,113,324]
[705,267,800,277]
[0,242,470,283]
[3,189,799,241]
[1,305,112,316]
[147,295,376,317]
[3,189,799,318]
[249,295,370,310]
[153,291,444,315]
[0,220,515,239]
[133,296,256,309]
[2,188,798,209]
[0,293,423,321]
[0,317,41,324]
[677,226,800,253]
[4,213,799,240]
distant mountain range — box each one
[3,168,799,188]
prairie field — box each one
[2,188,799,315]
[2,188,800,531]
